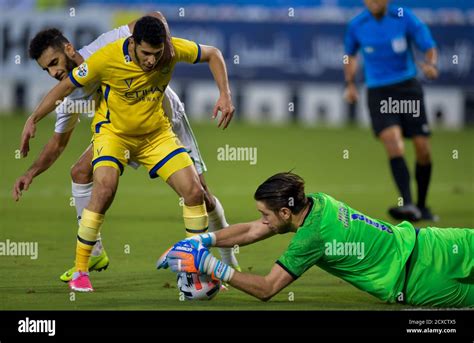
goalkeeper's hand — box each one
[156,245,173,270]
[162,239,235,282]
[156,233,215,270]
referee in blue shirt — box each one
[344,0,439,222]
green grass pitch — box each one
[0,115,472,310]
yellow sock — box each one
[183,203,208,237]
[75,209,104,272]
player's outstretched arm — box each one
[189,219,275,248]
[20,77,77,157]
[215,219,276,247]
[229,263,295,301]
[157,220,274,270]
[13,130,73,201]
[163,241,294,301]
[199,45,234,129]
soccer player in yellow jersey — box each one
[27,15,235,292]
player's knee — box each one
[203,190,216,212]
[381,137,404,157]
[183,182,205,206]
[71,162,93,184]
[95,185,116,204]
[201,184,216,212]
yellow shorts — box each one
[92,127,193,181]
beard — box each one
[273,219,292,234]
[133,45,150,71]
[65,55,78,72]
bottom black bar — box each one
[0,310,472,340]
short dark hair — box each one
[132,16,166,46]
[29,28,69,60]
[254,172,308,214]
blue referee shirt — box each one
[345,6,436,88]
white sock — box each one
[72,182,103,257]
[208,196,238,267]
[72,182,93,222]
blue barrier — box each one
[168,20,474,86]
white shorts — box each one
[172,112,207,175]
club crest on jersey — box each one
[391,36,407,53]
[124,78,134,89]
[76,63,88,78]
[161,65,171,74]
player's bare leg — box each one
[167,165,208,237]
[379,125,420,221]
[413,135,437,221]
[167,165,204,204]
[199,174,239,270]
[69,166,119,292]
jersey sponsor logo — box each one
[350,213,393,233]
[124,78,134,89]
[125,85,166,100]
[337,204,350,228]
[76,63,88,78]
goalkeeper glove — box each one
[166,240,235,282]
[156,233,215,270]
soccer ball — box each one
[177,272,221,300]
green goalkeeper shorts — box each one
[405,227,473,307]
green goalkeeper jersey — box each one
[277,192,416,303]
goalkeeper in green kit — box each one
[158,172,473,308]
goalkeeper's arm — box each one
[194,220,276,248]
[195,247,294,301]
[229,263,295,301]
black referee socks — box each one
[415,162,432,209]
[389,157,412,205]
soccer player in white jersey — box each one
[12,12,239,281]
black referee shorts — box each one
[367,78,431,138]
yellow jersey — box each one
[69,37,200,136]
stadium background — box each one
[0,0,473,310]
